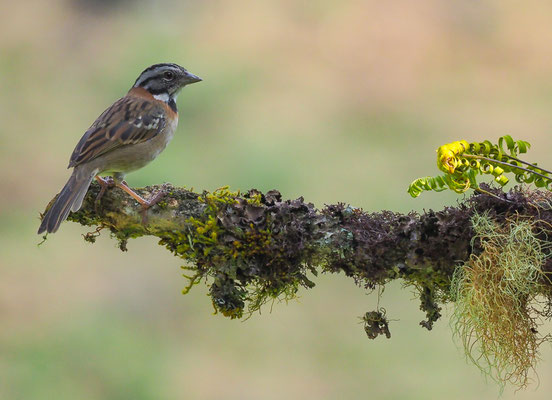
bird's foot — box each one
[94,176,115,213]
[139,187,169,225]
[117,182,169,225]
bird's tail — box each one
[38,168,95,234]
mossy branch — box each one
[52,182,551,323]
[42,182,552,388]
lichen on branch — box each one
[451,212,551,389]
[41,182,552,388]
[60,181,551,325]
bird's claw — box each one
[139,184,170,225]
[95,176,116,213]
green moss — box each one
[156,200,169,209]
[66,208,103,228]
[158,187,317,319]
[198,186,240,210]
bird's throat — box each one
[153,92,177,113]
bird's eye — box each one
[163,71,175,80]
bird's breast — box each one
[153,114,178,157]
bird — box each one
[38,63,202,234]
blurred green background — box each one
[2,1,552,398]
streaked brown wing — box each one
[68,96,166,168]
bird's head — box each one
[133,63,202,100]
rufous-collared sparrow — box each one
[38,63,202,234]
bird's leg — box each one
[116,181,169,225]
[94,175,115,212]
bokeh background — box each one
[2,0,552,398]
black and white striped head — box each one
[133,63,202,100]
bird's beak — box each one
[183,71,202,85]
